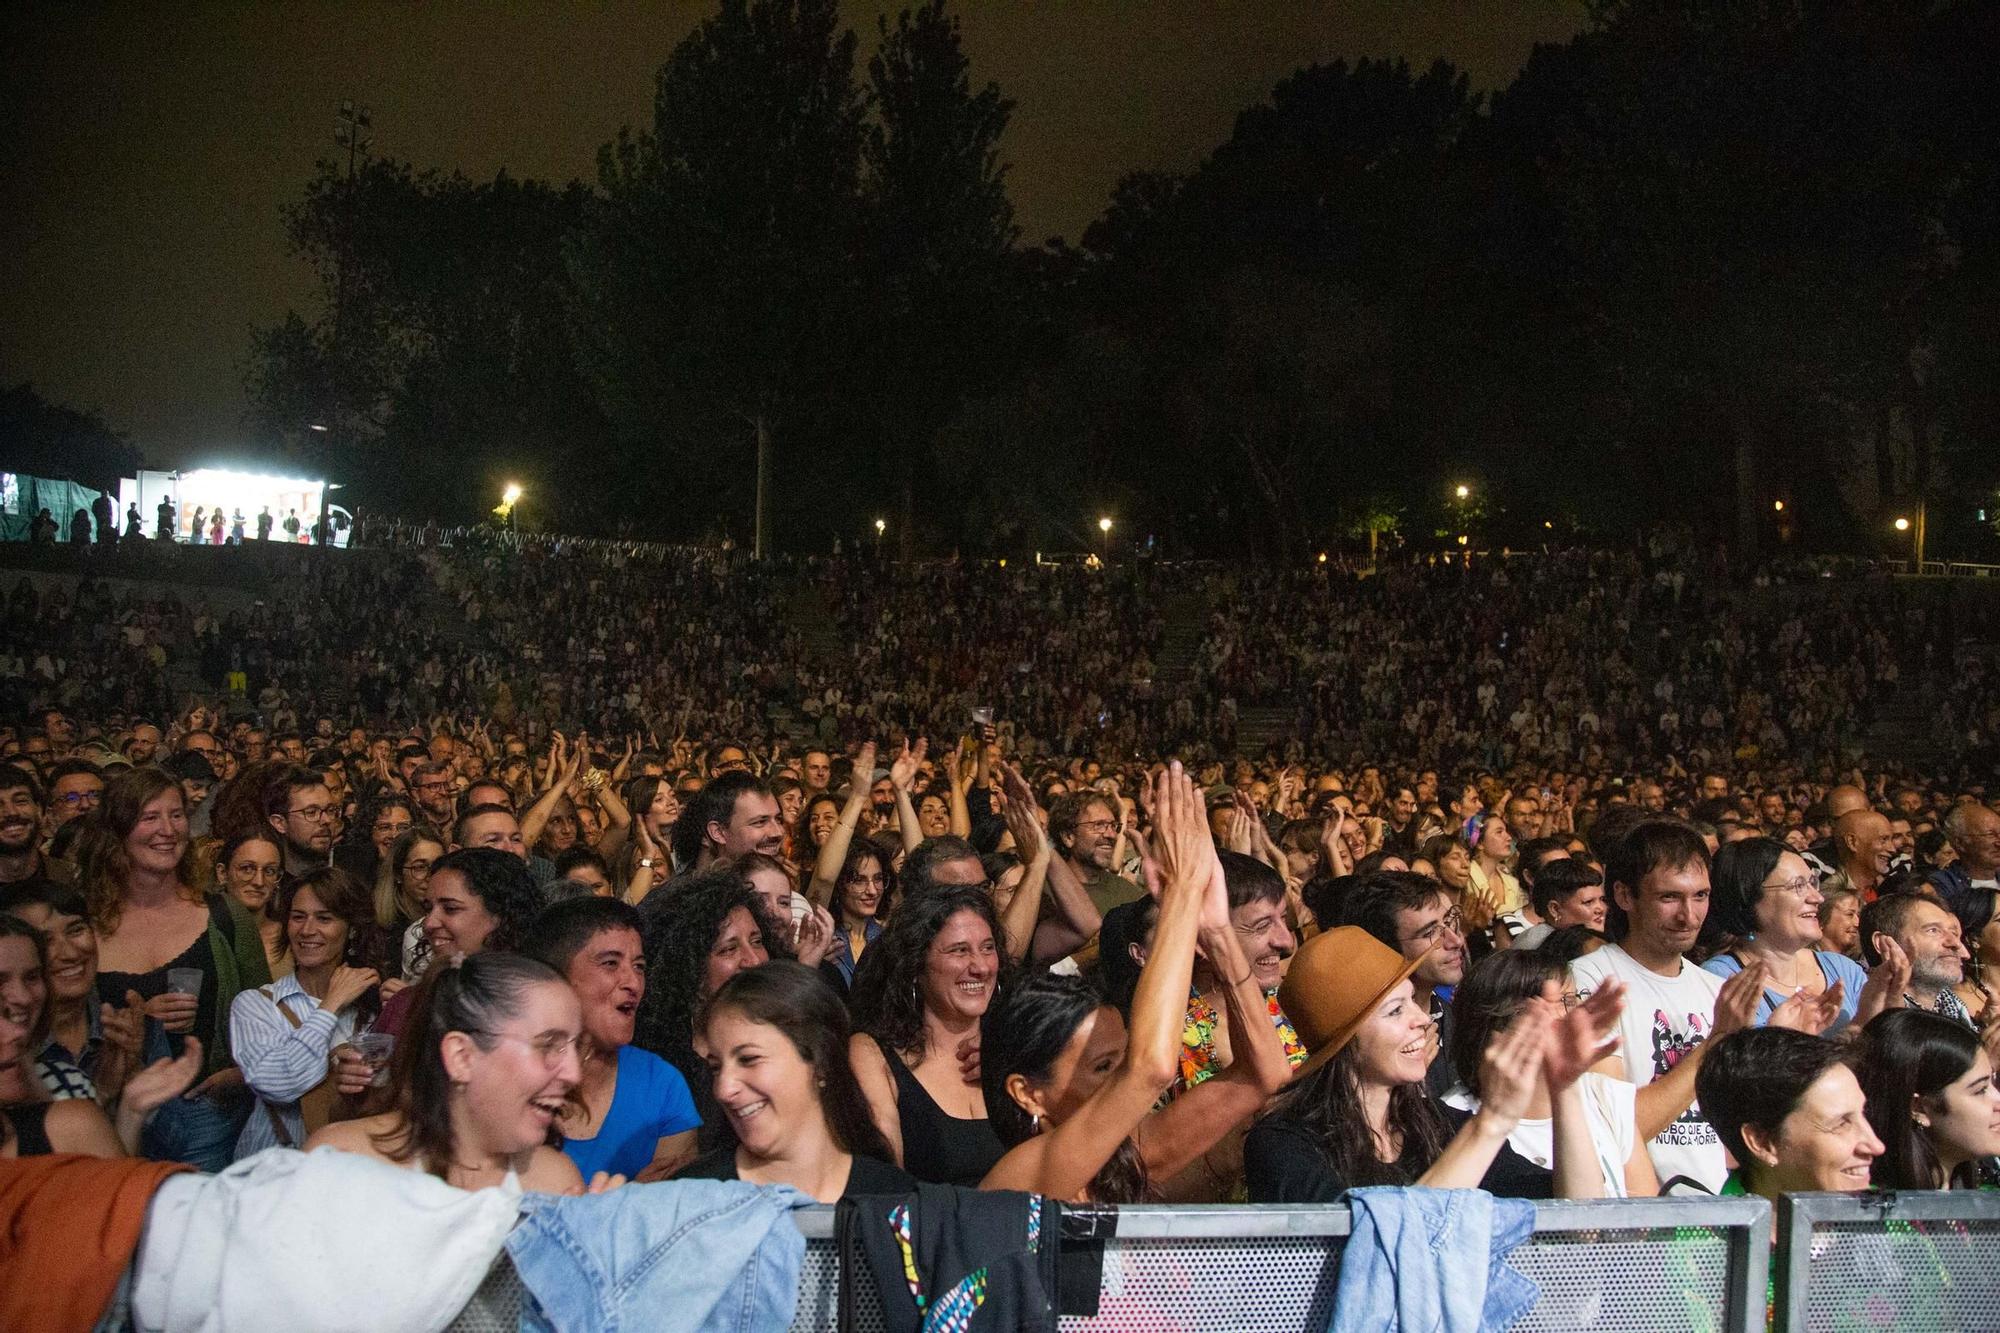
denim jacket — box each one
[507,1179,811,1333]
[1332,1187,1539,1333]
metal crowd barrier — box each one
[1775,1190,2000,1333]
[786,1198,1771,1333]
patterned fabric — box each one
[35,1050,96,1102]
[1176,986,1308,1094]
[887,1200,1009,1333]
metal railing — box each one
[1775,1190,2000,1333]
[786,1197,1771,1333]
[1884,558,2000,578]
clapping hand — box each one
[1770,980,1843,1036]
[1539,977,1622,1091]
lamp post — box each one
[1098,515,1112,564]
[502,483,523,535]
[874,517,885,558]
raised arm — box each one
[947,737,974,839]
[994,772,1052,964]
[888,737,927,857]
[982,763,1207,1199]
[807,741,876,907]
[519,743,582,850]
[1137,876,1292,1182]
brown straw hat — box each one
[1277,926,1428,1081]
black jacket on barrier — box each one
[837,1183,1062,1333]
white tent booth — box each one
[120,468,350,547]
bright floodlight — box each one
[1098,516,1113,533]
[874,518,886,534]
[1894,516,1910,531]
[503,483,523,506]
[1454,484,1470,499]
[1772,499,1784,512]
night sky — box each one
[0,2,1581,464]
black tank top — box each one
[874,1036,1004,1187]
[5,1103,53,1157]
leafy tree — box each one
[565,0,864,555]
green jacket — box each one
[201,893,273,1077]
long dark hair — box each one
[981,970,1147,1202]
[631,869,790,1134]
[1261,1043,1448,1190]
[848,886,1005,1061]
[697,961,891,1162]
[829,841,896,929]
[1853,1008,1986,1191]
[377,951,566,1176]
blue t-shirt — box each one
[1700,951,1871,1031]
[560,1044,702,1180]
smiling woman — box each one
[846,885,1009,1186]
[74,768,271,1170]
[1696,1026,1883,1200]
[305,952,590,1194]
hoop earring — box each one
[1030,1113,1040,1133]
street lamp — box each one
[1097,516,1113,564]
[873,517,886,558]
[1893,516,1910,532]
[1454,484,1470,500]
[1772,499,1784,513]
[497,483,522,535]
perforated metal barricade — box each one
[1775,1191,2000,1333]
[785,1198,1770,1333]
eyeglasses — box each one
[288,805,339,823]
[1073,819,1118,834]
[57,790,102,807]
[1760,874,1818,897]
[415,780,451,792]
[1403,906,1464,948]
[470,1029,582,1066]
[373,820,413,836]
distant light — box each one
[1772,500,1784,512]
[998,558,1006,568]
[1454,484,1470,500]
[1543,521,1553,530]
[1456,534,1469,546]
[874,518,886,534]
[1098,516,1113,533]
[502,483,523,506]
[307,423,329,433]
[1893,516,1910,532]
[1317,551,1328,564]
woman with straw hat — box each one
[1244,922,1624,1202]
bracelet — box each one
[1222,968,1254,989]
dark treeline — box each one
[242,0,2000,560]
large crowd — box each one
[1,533,1998,1326]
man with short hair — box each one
[1828,808,1892,901]
[0,766,72,885]
[802,750,832,795]
[125,722,162,766]
[707,741,750,776]
[1862,892,1973,1026]
[1048,790,1141,915]
[1570,819,1760,1194]
[45,760,104,831]
[900,835,986,896]
[264,766,338,878]
[1335,870,1467,1098]
[454,804,527,857]
[1929,802,2000,946]
[1502,792,1543,841]
[411,760,457,827]
[671,772,784,871]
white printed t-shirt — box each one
[1569,942,1728,1193]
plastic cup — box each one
[353,1031,395,1087]
[166,967,203,996]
